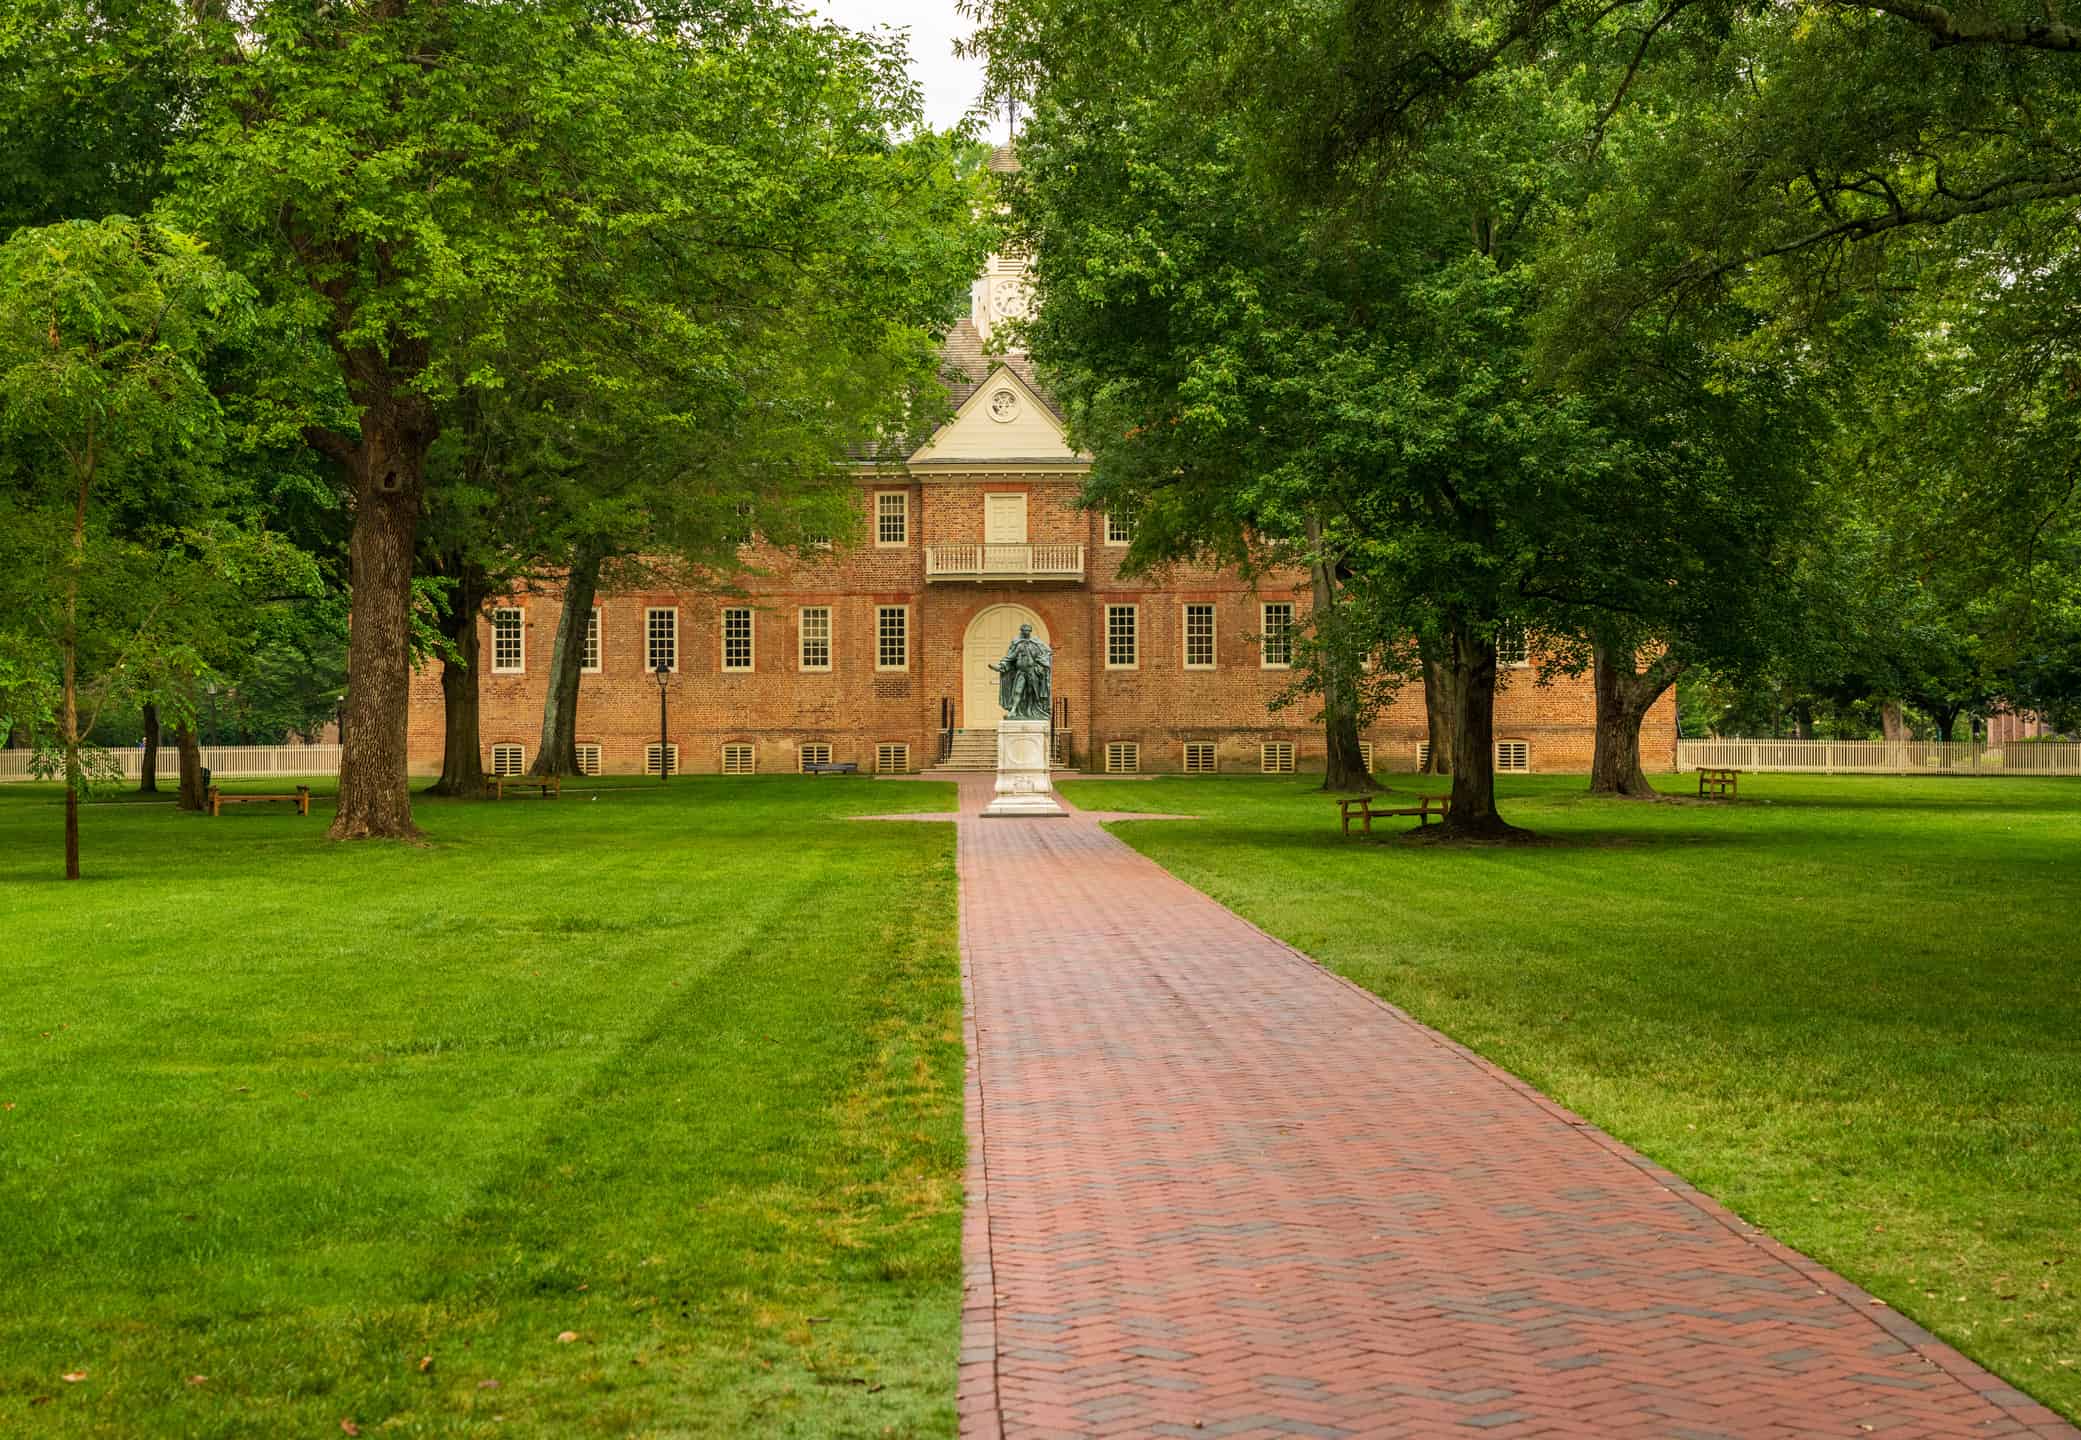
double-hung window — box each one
[799,606,832,671]
[491,608,524,673]
[646,607,678,674]
[1105,605,1138,669]
[875,491,909,546]
[876,606,908,670]
[1183,604,1216,669]
[1105,511,1134,546]
[721,607,754,672]
[581,608,601,673]
[1497,623,1530,668]
[1261,603,1294,669]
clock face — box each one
[989,277,1031,320]
[988,388,1021,423]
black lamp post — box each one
[653,660,671,782]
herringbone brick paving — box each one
[937,776,2078,1440]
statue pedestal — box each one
[981,718,1065,818]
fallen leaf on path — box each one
[556,1331,579,1344]
[61,1372,86,1383]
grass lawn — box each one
[0,774,961,1438]
[1060,770,2081,1421]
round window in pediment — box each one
[988,387,1021,423]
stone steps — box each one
[926,729,1004,773]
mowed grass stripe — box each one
[1061,771,2081,1422]
[0,777,961,1438]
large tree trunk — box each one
[1880,700,1907,742]
[1304,523,1377,794]
[533,544,604,778]
[1588,638,1683,798]
[428,561,489,798]
[1438,617,1519,839]
[1419,649,1454,774]
[139,701,160,793]
[174,720,206,811]
[330,391,435,840]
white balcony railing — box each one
[925,543,1085,582]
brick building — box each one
[407,233,1672,779]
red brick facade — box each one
[406,472,1675,778]
[407,247,1673,777]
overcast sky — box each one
[808,0,1009,139]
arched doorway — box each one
[963,604,1049,729]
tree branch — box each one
[1841,0,2081,49]
[1687,169,2081,288]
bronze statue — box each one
[990,624,1053,721]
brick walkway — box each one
[944,776,2077,1440]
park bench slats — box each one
[1697,767,1740,799]
[489,775,561,800]
[207,785,310,818]
[802,762,859,776]
[1337,792,1450,835]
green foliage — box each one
[0,0,197,235]
[0,216,267,817]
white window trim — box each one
[644,606,679,674]
[1105,604,1139,671]
[573,743,602,777]
[1496,740,1532,772]
[1261,741,1295,774]
[721,606,755,673]
[1183,741,1217,774]
[876,605,909,672]
[582,607,602,675]
[875,742,910,774]
[645,742,680,776]
[798,742,833,772]
[1104,512,1133,547]
[984,491,1030,545]
[874,490,910,548]
[490,742,526,775]
[1260,603,1294,670]
[1104,741,1140,774]
[491,607,525,675]
[1498,624,1532,669]
[798,606,833,673]
[721,742,756,775]
[1183,603,1217,671]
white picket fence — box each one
[1677,738,2081,776]
[0,743,344,783]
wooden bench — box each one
[802,761,860,777]
[207,785,310,818]
[489,774,561,800]
[1696,767,1740,799]
[1338,791,1451,835]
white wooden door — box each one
[984,493,1028,545]
[963,605,1047,730]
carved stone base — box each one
[981,718,1065,818]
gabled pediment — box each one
[910,366,1087,467]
